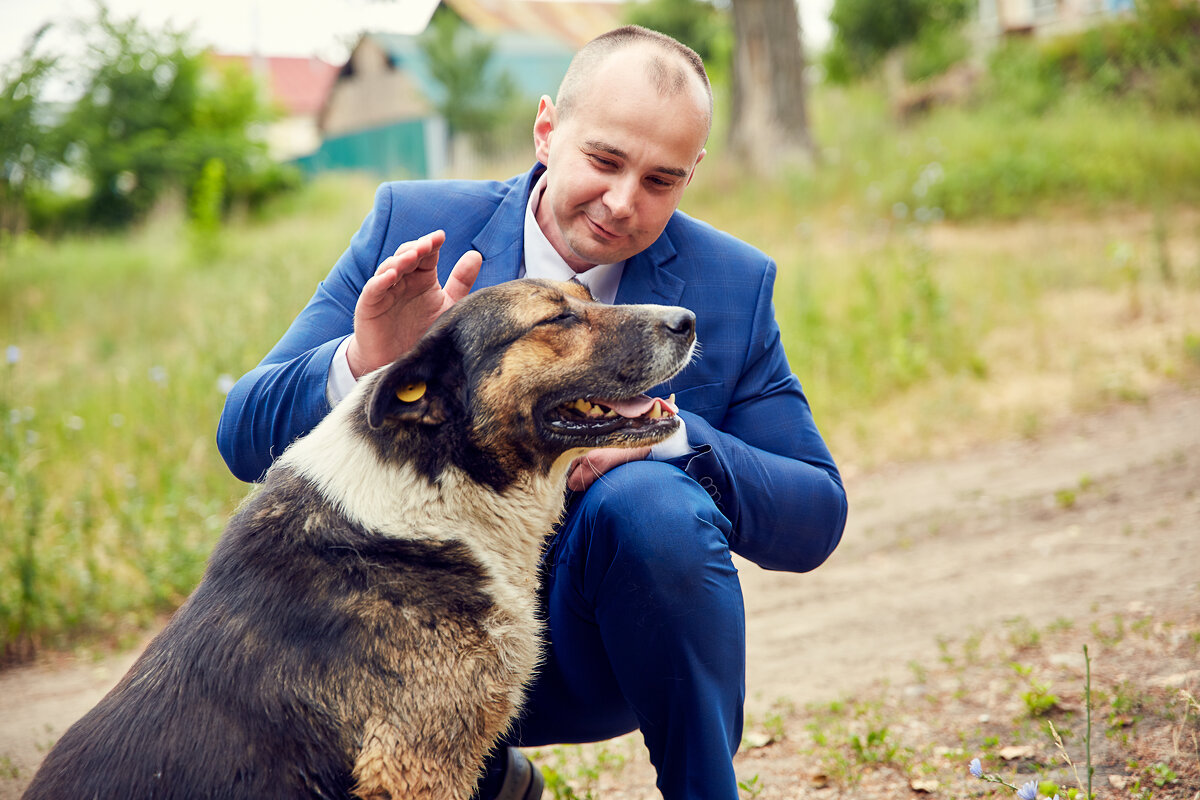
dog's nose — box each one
[663,308,695,338]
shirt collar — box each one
[522,173,624,304]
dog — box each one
[22,278,696,800]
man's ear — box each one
[533,95,556,165]
[365,329,461,430]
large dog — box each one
[23,278,696,800]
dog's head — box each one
[358,279,695,491]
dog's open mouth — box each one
[545,393,678,436]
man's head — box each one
[533,26,712,273]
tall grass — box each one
[0,176,378,660]
[3,84,1199,657]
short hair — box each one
[556,25,713,131]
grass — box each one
[2,81,1200,660]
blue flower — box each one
[969,758,983,778]
[1017,780,1038,800]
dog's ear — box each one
[366,327,462,430]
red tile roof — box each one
[209,53,340,116]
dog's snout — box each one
[663,308,695,339]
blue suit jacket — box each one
[217,166,847,573]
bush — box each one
[987,0,1200,113]
[826,0,971,81]
[0,5,295,234]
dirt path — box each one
[2,389,1197,797]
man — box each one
[217,25,847,800]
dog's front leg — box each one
[352,715,485,800]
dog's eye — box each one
[538,311,576,326]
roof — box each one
[210,53,340,116]
[444,0,625,49]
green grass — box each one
[2,81,1200,656]
[0,175,379,657]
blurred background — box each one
[1,0,1198,675]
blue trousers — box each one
[484,460,746,799]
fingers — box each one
[566,447,652,491]
[444,250,482,304]
[376,230,447,282]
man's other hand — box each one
[567,446,653,492]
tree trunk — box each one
[727,0,818,175]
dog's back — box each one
[25,466,511,799]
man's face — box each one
[533,51,709,272]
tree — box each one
[825,0,971,81]
[54,7,283,228]
[417,7,520,156]
[0,26,57,234]
[727,0,817,175]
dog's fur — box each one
[23,278,695,800]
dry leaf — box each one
[998,745,1036,760]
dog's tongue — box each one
[606,393,678,419]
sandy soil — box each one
[2,388,1197,798]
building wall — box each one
[321,38,433,137]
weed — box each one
[971,646,1096,799]
[737,773,763,799]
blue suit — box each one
[217,165,847,797]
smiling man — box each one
[218,25,847,800]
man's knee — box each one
[572,460,733,583]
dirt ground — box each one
[2,388,1197,798]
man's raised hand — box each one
[346,230,482,378]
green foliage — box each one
[622,0,733,84]
[737,773,764,798]
[825,0,971,80]
[902,22,971,82]
[0,26,58,234]
[417,6,523,154]
[58,8,282,229]
[0,5,296,235]
[985,0,1200,113]
[0,174,379,660]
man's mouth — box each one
[585,215,624,241]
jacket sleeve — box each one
[216,185,395,482]
[672,261,847,573]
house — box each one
[297,0,624,180]
[208,53,340,161]
[977,0,1135,39]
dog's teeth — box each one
[587,404,605,418]
[604,409,617,418]
[648,404,662,419]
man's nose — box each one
[604,176,638,219]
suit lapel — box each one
[615,229,685,307]
[467,166,540,290]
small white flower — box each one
[216,374,236,395]
[5,345,19,365]
[65,415,85,431]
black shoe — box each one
[494,747,544,800]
